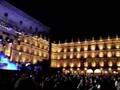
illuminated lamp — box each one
[86,69,93,74]
[117,68,120,71]
[107,52,112,57]
[91,52,95,58]
[62,68,65,71]
[108,68,112,71]
[91,61,96,67]
[63,54,67,59]
[117,61,120,67]
[99,61,104,67]
[77,68,80,70]
[84,46,88,51]
[84,62,88,67]
[70,68,73,71]
[57,64,60,68]
[70,63,74,67]
[116,44,120,49]
[70,47,74,52]
[99,45,103,50]
[91,45,95,51]
[94,69,101,74]
[108,61,113,67]
[77,47,80,51]
[116,51,120,57]
[84,53,88,58]
[107,44,111,49]
[63,63,67,67]
[64,48,67,52]
[70,54,73,59]
[77,63,81,67]
[99,52,103,57]
[77,54,80,58]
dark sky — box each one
[6,0,120,42]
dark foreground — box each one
[0,70,120,90]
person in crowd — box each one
[13,77,39,90]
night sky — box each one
[6,0,120,42]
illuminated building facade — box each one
[11,35,49,64]
[0,0,49,64]
[51,36,120,74]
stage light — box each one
[0,52,18,70]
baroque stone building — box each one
[0,0,49,64]
[51,36,120,74]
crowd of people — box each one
[0,69,120,90]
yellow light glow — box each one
[5,49,11,56]
[116,51,120,57]
[100,68,103,71]
[44,53,46,57]
[116,36,119,40]
[94,69,101,73]
[0,45,3,51]
[51,61,56,67]
[77,54,80,58]
[70,54,73,59]
[107,52,112,57]
[62,68,65,71]
[63,54,67,59]
[34,51,37,55]
[77,68,80,70]
[52,55,54,59]
[77,63,81,67]
[70,63,74,67]
[91,61,96,67]
[117,61,120,67]
[64,48,67,52]
[91,52,95,58]
[117,68,120,71]
[99,61,104,67]
[24,39,27,43]
[39,52,42,56]
[91,45,95,51]
[107,44,111,49]
[116,44,120,49]
[108,61,113,67]
[57,64,60,68]
[19,52,22,55]
[108,68,112,71]
[70,47,74,52]
[99,44,103,50]
[23,47,27,52]
[84,62,88,67]
[22,56,26,63]
[33,59,37,64]
[84,46,88,51]
[77,47,80,51]
[84,53,88,58]
[35,42,37,46]
[57,55,60,59]
[16,56,19,62]
[84,68,87,70]
[99,52,103,57]
[63,63,67,67]
[70,68,73,71]
[86,69,93,73]
[58,48,61,52]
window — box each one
[4,12,8,17]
